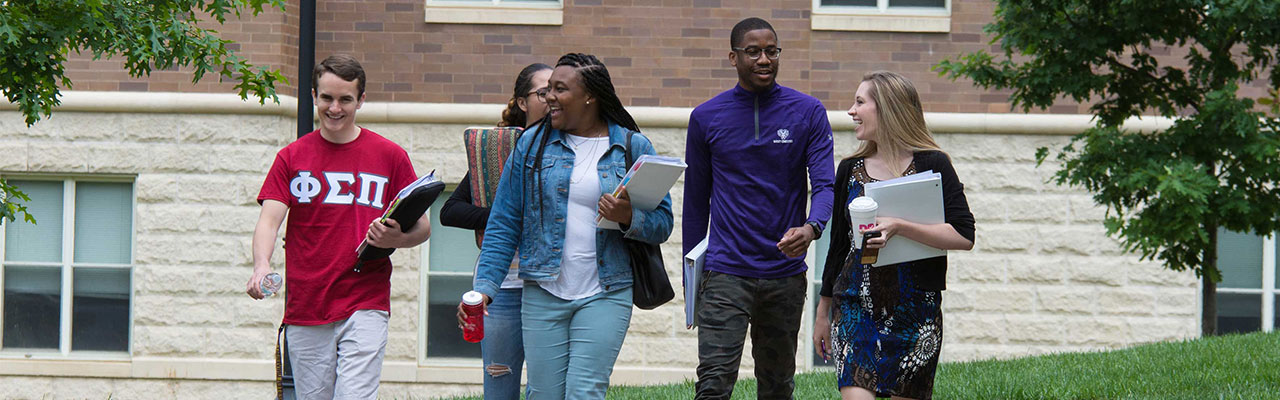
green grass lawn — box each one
[438,330,1280,399]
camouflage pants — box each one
[695,270,807,400]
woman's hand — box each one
[456,294,491,331]
[598,186,634,225]
[863,216,908,249]
[813,296,833,361]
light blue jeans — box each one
[482,287,527,399]
[522,284,633,400]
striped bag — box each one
[463,126,523,208]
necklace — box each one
[566,134,593,149]
[568,135,603,184]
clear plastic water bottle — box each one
[260,272,283,297]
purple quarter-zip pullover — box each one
[683,83,836,279]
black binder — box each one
[353,173,445,272]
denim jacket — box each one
[472,121,675,300]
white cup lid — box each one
[849,196,878,213]
[462,291,484,305]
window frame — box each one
[417,186,484,367]
[0,174,136,359]
[424,0,563,26]
[811,0,952,33]
[803,233,835,369]
[1214,232,1277,332]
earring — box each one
[586,100,592,104]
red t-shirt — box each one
[258,128,417,325]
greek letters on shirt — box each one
[289,170,390,208]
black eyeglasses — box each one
[733,46,782,60]
[530,88,549,103]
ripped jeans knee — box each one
[485,363,512,378]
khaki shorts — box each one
[286,309,389,400]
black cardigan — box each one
[439,172,489,231]
[819,150,975,295]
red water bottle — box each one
[461,291,485,343]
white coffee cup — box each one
[848,196,878,249]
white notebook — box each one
[597,154,687,230]
[863,171,946,266]
[683,237,709,329]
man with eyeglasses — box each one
[683,16,835,400]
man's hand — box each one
[598,186,634,225]
[777,225,817,258]
[245,267,274,300]
[367,218,410,248]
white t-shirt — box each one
[539,135,610,300]
[476,256,522,289]
[499,259,522,289]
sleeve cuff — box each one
[621,209,647,241]
[472,279,500,301]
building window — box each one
[1,178,134,356]
[424,0,563,26]
[812,0,951,33]
[807,233,835,368]
[1214,228,1277,334]
[420,190,481,361]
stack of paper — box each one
[863,170,945,266]
[597,154,687,230]
[683,237,709,329]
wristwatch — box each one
[806,221,823,240]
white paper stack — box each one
[863,170,946,266]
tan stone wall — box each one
[0,98,1196,398]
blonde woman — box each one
[814,71,975,400]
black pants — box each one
[695,270,807,400]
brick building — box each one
[7,1,1267,398]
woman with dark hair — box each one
[443,62,551,399]
[462,53,673,399]
[815,71,975,400]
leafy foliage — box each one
[0,0,288,126]
[0,177,34,226]
[935,0,1280,281]
[0,0,286,227]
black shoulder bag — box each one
[622,131,675,310]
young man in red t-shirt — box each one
[246,54,429,400]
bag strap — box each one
[275,324,285,400]
[624,130,636,168]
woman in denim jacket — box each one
[464,53,674,399]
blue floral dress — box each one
[830,158,943,400]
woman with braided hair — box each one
[444,62,550,399]
[463,53,674,398]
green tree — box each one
[936,0,1280,335]
[0,0,286,227]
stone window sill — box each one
[425,3,562,26]
[812,8,951,33]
